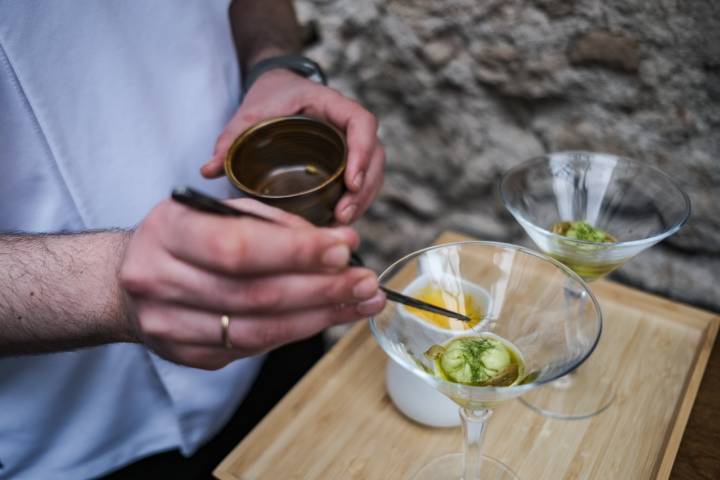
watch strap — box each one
[243,54,328,92]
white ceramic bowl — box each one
[385,274,493,427]
[397,273,493,335]
[386,358,460,427]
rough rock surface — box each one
[297,0,720,312]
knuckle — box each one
[240,281,282,312]
[322,90,350,113]
[149,200,178,226]
[290,233,323,267]
[257,323,282,349]
[349,101,377,127]
[285,95,304,114]
[206,234,229,261]
[320,87,343,103]
[354,136,375,158]
[343,95,361,109]
[332,305,362,326]
[209,229,250,272]
[169,202,194,227]
[138,308,172,340]
[323,275,353,303]
[237,111,262,129]
[119,261,150,295]
[120,259,180,304]
[139,201,184,245]
[243,321,284,352]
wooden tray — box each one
[215,232,719,480]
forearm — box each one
[228,0,302,73]
[0,231,135,355]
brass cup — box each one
[224,116,347,226]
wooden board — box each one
[672,332,720,479]
[214,232,719,480]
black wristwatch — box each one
[243,54,328,92]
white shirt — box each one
[0,1,263,478]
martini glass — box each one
[500,151,691,419]
[370,241,602,480]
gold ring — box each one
[220,314,232,349]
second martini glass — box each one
[500,151,691,419]
[370,241,602,479]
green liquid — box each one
[550,221,620,281]
[548,254,624,282]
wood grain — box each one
[214,232,719,480]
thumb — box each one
[200,128,238,178]
[200,152,226,178]
[201,111,258,178]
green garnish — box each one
[424,336,521,387]
[552,221,616,243]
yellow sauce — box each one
[406,284,482,330]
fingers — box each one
[186,197,356,243]
[125,188,388,371]
[138,291,386,360]
[223,198,312,228]
[201,129,234,178]
[155,200,359,275]
[303,91,379,194]
[202,74,383,228]
[228,294,385,353]
[200,153,226,179]
[201,109,264,179]
[201,70,309,179]
[335,143,385,223]
[142,255,380,314]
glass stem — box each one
[561,279,589,380]
[460,407,492,480]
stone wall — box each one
[296,0,720,312]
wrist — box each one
[115,230,142,344]
[243,53,327,92]
[118,288,141,344]
[244,46,291,73]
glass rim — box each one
[498,151,692,249]
[368,240,604,396]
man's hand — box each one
[201,70,384,225]
[120,198,385,370]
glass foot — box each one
[519,345,615,420]
[411,453,519,480]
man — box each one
[0,1,385,478]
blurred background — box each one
[296,0,719,313]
